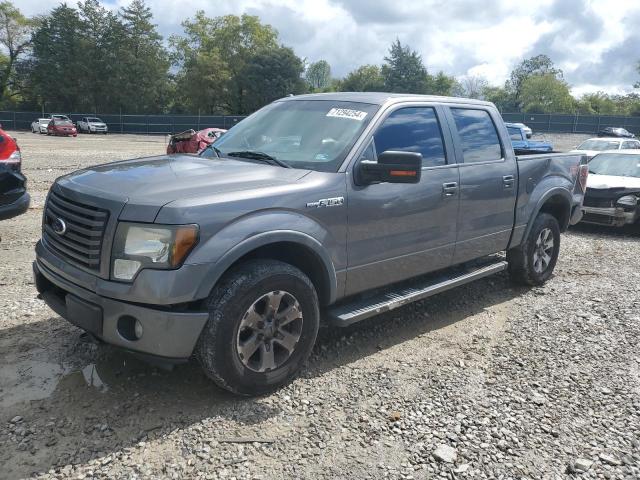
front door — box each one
[345,105,460,296]
[444,106,517,264]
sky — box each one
[18,0,640,96]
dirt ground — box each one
[0,131,638,479]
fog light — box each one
[117,315,142,341]
[134,319,143,339]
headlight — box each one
[111,223,199,281]
[616,195,638,207]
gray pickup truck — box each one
[34,93,588,395]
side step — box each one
[326,260,508,327]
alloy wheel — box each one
[236,290,304,373]
[533,227,554,274]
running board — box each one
[327,260,508,327]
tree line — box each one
[2,0,640,116]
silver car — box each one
[31,118,51,134]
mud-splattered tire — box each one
[196,259,319,396]
[507,213,560,286]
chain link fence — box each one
[2,110,640,135]
[502,112,640,135]
[0,111,247,134]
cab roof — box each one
[278,92,493,108]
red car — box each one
[0,127,29,220]
[47,119,77,137]
[167,128,226,154]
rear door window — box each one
[373,107,447,167]
[451,108,502,163]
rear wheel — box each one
[507,213,560,286]
[197,259,319,396]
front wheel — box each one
[196,259,319,396]
[507,213,560,286]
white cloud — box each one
[16,0,640,94]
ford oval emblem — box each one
[52,217,67,235]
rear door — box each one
[443,106,517,264]
[345,104,460,295]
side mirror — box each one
[356,151,422,185]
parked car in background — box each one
[570,137,640,160]
[506,123,553,155]
[31,118,50,134]
[47,119,77,137]
[166,128,226,154]
[51,114,72,123]
[509,122,533,138]
[581,150,640,227]
[0,128,29,221]
[597,127,635,138]
[77,117,108,134]
[34,93,588,395]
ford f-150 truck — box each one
[34,93,588,395]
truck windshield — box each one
[207,100,379,172]
[588,153,640,178]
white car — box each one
[77,117,108,134]
[31,118,51,134]
[570,137,640,160]
[581,149,640,227]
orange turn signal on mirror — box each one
[390,170,417,177]
[170,225,199,267]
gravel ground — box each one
[0,131,638,479]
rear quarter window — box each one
[451,108,502,163]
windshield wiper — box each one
[227,150,290,168]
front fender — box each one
[188,211,342,303]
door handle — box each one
[442,182,458,196]
[503,175,515,188]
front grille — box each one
[583,197,614,208]
[582,212,614,225]
[43,190,109,270]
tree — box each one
[483,86,517,112]
[576,92,618,115]
[507,54,563,108]
[75,0,125,111]
[338,64,385,92]
[519,74,574,113]
[305,60,331,91]
[426,71,457,96]
[171,13,279,113]
[29,5,85,111]
[118,0,170,113]
[381,39,428,93]
[457,75,489,99]
[0,1,34,105]
[242,46,305,112]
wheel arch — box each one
[523,188,572,241]
[194,231,338,306]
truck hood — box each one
[587,173,640,190]
[59,155,310,220]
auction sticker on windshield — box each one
[326,108,368,121]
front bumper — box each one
[34,259,209,360]
[581,206,639,227]
[0,191,30,221]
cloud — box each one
[15,0,640,94]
